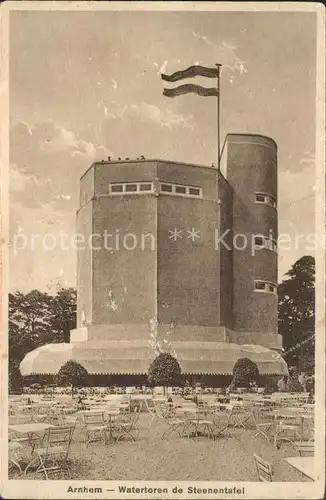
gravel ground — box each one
[9,413,310,482]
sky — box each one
[9,9,317,293]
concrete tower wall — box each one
[223,134,278,335]
[91,195,157,327]
[80,167,94,208]
[92,162,158,328]
[218,172,234,329]
[77,167,95,327]
[76,201,94,327]
[156,162,223,334]
[94,161,157,191]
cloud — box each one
[118,102,193,130]
[153,60,168,76]
[192,34,247,75]
[278,166,315,275]
[10,120,113,212]
[10,166,31,192]
[193,31,214,46]
[35,122,101,159]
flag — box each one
[161,65,218,82]
[163,84,218,98]
[161,64,220,98]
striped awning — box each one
[20,341,288,376]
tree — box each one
[9,360,23,395]
[278,256,315,370]
[49,287,77,343]
[148,353,182,393]
[55,360,88,397]
[232,357,259,388]
[286,367,302,393]
[8,287,77,392]
[9,287,77,361]
[9,289,54,362]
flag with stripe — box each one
[161,64,220,98]
[161,65,218,82]
[163,84,218,98]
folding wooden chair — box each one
[144,400,157,426]
[252,406,276,442]
[274,414,301,449]
[48,407,65,426]
[161,406,185,440]
[33,405,50,423]
[115,406,141,443]
[211,407,233,439]
[145,400,165,426]
[253,453,273,482]
[34,426,73,480]
[230,404,252,429]
[83,411,107,447]
[189,407,215,441]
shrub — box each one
[305,376,314,395]
[263,376,279,394]
[286,370,302,393]
[56,360,88,397]
[148,353,182,393]
[9,361,23,394]
[232,357,259,388]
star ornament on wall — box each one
[169,228,183,241]
[187,228,200,241]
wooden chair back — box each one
[43,426,73,456]
[253,453,273,482]
[83,411,106,427]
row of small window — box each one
[255,193,277,208]
[254,280,277,294]
[161,183,202,197]
[109,182,202,197]
[110,182,153,193]
[254,236,277,252]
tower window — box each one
[174,185,186,194]
[125,184,138,192]
[160,182,202,198]
[110,182,154,195]
[254,236,264,247]
[254,280,277,294]
[111,184,123,193]
[255,281,266,290]
[161,184,173,192]
[189,187,200,196]
[254,235,277,252]
[139,183,152,192]
[255,192,277,208]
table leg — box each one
[24,431,45,474]
[107,416,112,443]
[300,417,304,441]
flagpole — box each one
[216,64,222,170]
